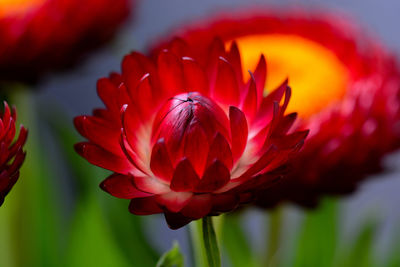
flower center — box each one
[0,0,44,17]
[226,34,350,118]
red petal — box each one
[75,142,132,174]
[74,115,121,155]
[255,79,288,124]
[211,194,239,213]
[196,160,230,193]
[272,130,309,150]
[168,38,192,58]
[252,54,267,105]
[182,57,209,95]
[129,196,163,215]
[150,139,174,182]
[242,73,258,121]
[183,124,209,176]
[229,106,248,161]
[212,57,240,106]
[273,113,298,136]
[132,176,170,194]
[237,145,279,181]
[164,212,194,230]
[157,50,184,96]
[181,194,212,219]
[227,41,243,83]
[170,159,200,192]
[129,73,156,118]
[122,52,156,93]
[96,78,119,112]
[156,191,193,213]
[207,133,233,170]
[100,174,151,199]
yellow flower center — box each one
[0,0,44,16]
[227,34,350,118]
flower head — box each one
[75,38,307,229]
[0,0,131,84]
[151,10,400,208]
[0,102,27,206]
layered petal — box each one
[76,36,307,229]
[0,102,27,207]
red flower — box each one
[0,0,131,84]
[151,10,400,208]
[0,102,27,206]
[75,39,308,229]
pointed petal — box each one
[255,79,288,124]
[183,124,209,176]
[129,196,163,215]
[100,174,151,199]
[207,133,233,170]
[122,52,156,92]
[75,142,132,174]
[227,41,243,82]
[211,194,239,213]
[253,54,267,104]
[196,160,230,193]
[96,78,119,112]
[237,145,279,181]
[74,115,121,155]
[229,106,248,161]
[213,57,240,106]
[164,212,194,230]
[182,57,209,95]
[181,194,212,219]
[242,72,258,121]
[170,159,200,192]
[157,50,184,96]
[150,138,174,182]
[156,191,193,213]
[132,176,170,194]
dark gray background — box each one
[35,0,400,262]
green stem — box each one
[202,217,221,267]
[190,217,222,267]
[265,207,283,267]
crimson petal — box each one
[100,174,151,199]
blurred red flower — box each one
[0,102,27,206]
[75,39,308,229]
[0,0,131,84]
[151,10,400,207]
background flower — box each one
[0,0,132,84]
[151,10,400,208]
[0,102,27,206]
[75,38,307,229]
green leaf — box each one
[291,198,338,267]
[156,241,184,267]
[222,213,258,267]
[202,216,221,267]
[338,219,377,267]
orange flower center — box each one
[227,34,350,118]
[0,0,44,16]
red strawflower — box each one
[0,0,131,84]
[75,38,308,229]
[151,10,400,208]
[0,102,27,206]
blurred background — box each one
[1,0,400,266]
